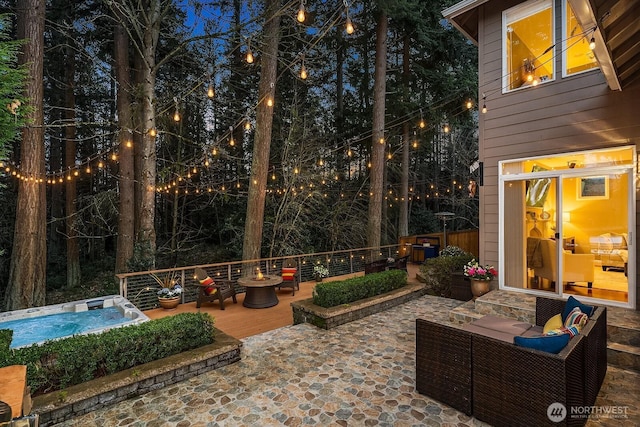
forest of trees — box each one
[0,0,478,310]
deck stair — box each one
[448,290,640,373]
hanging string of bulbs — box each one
[3,0,477,196]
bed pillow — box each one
[562,296,594,322]
[514,333,570,354]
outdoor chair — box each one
[276,260,300,296]
[194,267,237,310]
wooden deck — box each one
[144,264,421,340]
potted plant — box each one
[313,265,329,282]
[150,271,183,309]
[463,259,498,300]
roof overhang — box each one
[442,0,489,45]
[442,0,640,90]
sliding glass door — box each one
[499,146,634,307]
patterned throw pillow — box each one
[545,325,581,338]
[564,307,588,329]
[282,267,297,281]
[198,274,217,296]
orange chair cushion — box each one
[282,267,297,281]
[199,275,216,295]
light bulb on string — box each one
[345,16,354,34]
[173,97,180,122]
[466,99,473,109]
[148,128,157,137]
[246,46,254,64]
[481,93,487,114]
[482,103,487,114]
[443,124,450,133]
[126,140,133,148]
[589,37,596,50]
[244,118,251,130]
[207,84,215,98]
[267,97,273,107]
[419,118,425,128]
[300,63,308,80]
[296,0,305,23]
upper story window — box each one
[503,0,554,92]
[563,1,598,76]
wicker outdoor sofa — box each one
[416,296,607,427]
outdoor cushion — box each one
[463,323,517,343]
[562,296,594,321]
[281,267,297,281]
[545,325,581,338]
[564,307,589,329]
[514,333,570,354]
[468,315,532,335]
[543,313,563,333]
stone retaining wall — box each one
[291,283,426,329]
[32,330,242,426]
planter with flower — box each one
[151,271,183,309]
[463,259,498,300]
[313,265,329,282]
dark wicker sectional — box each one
[416,296,607,427]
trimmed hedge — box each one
[0,312,215,396]
[312,269,407,308]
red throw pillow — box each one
[282,267,297,281]
[204,286,217,296]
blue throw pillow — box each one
[562,296,594,322]
[514,333,570,354]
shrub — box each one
[312,269,407,308]
[0,312,215,396]
[420,248,474,297]
[0,329,12,352]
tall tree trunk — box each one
[241,0,280,271]
[5,0,46,310]
[114,4,135,273]
[64,41,81,288]
[335,30,345,178]
[366,11,388,258]
[399,34,410,238]
[136,0,161,268]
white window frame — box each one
[562,0,598,78]
[502,0,555,93]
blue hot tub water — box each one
[1,307,130,348]
[0,296,149,349]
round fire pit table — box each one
[238,275,283,308]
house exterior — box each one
[443,0,639,310]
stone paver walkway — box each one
[55,295,639,426]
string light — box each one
[207,84,215,98]
[481,93,487,114]
[589,37,596,50]
[465,99,473,109]
[267,97,273,107]
[297,0,306,23]
[443,124,450,133]
[300,61,308,80]
[148,128,157,137]
[246,45,254,64]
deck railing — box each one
[117,244,405,311]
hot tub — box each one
[0,295,150,348]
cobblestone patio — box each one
[55,295,639,426]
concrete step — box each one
[472,290,537,323]
[448,300,482,324]
[607,343,640,373]
[606,306,640,373]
